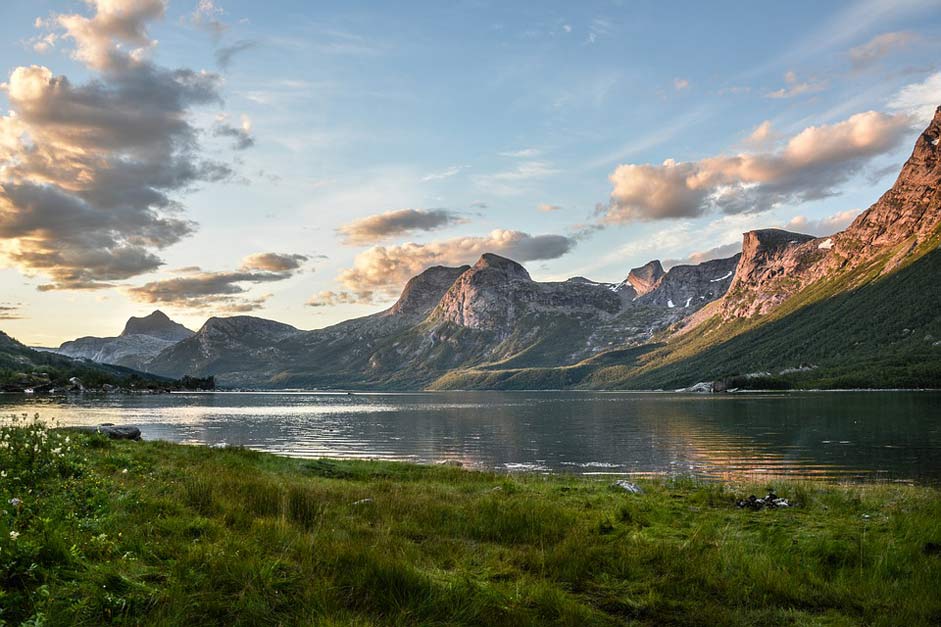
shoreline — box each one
[4,386,940,397]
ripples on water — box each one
[2,391,940,484]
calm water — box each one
[2,391,940,483]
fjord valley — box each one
[3,1,941,625]
[18,108,941,393]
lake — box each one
[3,391,940,483]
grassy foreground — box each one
[2,421,941,625]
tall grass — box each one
[1,423,940,625]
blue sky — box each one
[0,0,939,344]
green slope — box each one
[431,236,941,391]
[0,330,175,392]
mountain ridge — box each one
[47,106,941,391]
[56,310,195,371]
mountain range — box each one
[21,106,941,391]
[57,311,195,371]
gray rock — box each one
[613,480,644,494]
[680,381,714,393]
[70,425,142,440]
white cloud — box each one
[599,110,913,222]
[744,120,777,148]
[335,230,575,300]
[420,165,466,182]
[474,161,558,195]
[784,209,861,236]
[337,209,465,245]
[498,148,541,158]
[0,2,228,290]
[673,78,690,90]
[663,242,742,269]
[767,70,827,99]
[127,251,308,309]
[849,31,918,69]
[189,0,228,40]
[888,72,941,123]
[56,0,166,71]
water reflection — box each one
[2,391,939,483]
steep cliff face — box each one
[848,106,941,248]
[121,311,194,342]
[627,260,665,296]
[431,254,621,332]
[721,230,818,317]
[719,108,941,320]
[382,265,470,322]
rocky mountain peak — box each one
[120,310,194,342]
[741,228,814,258]
[637,255,741,309]
[385,265,470,320]
[627,260,665,296]
[845,106,941,248]
[728,229,815,294]
[472,253,532,280]
[199,316,298,338]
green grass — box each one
[3,421,941,625]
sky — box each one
[0,0,940,345]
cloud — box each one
[767,70,827,99]
[334,230,575,301]
[338,209,466,245]
[127,251,307,309]
[499,148,541,158]
[474,161,558,195]
[743,120,778,148]
[663,242,742,269]
[215,39,257,69]
[306,290,372,307]
[673,78,690,90]
[240,252,309,272]
[538,203,562,212]
[888,72,941,123]
[849,31,918,70]
[420,165,466,182]
[0,303,23,320]
[0,2,229,290]
[53,0,167,71]
[189,0,228,40]
[218,294,272,313]
[599,110,913,223]
[586,18,612,45]
[784,209,861,236]
[213,114,254,149]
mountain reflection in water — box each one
[2,391,939,483]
